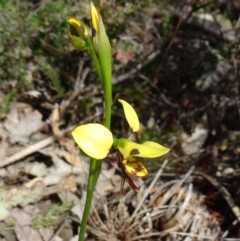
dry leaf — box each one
[41,151,82,186]
[10,185,44,207]
[50,107,61,136]
[115,49,135,64]
[25,162,47,177]
[3,102,44,144]
[0,184,44,220]
[59,175,77,193]
[25,177,43,188]
[0,141,8,160]
[95,168,116,198]
[0,222,17,241]
[70,235,79,241]
[0,200,11,220]
[58,190,82,221]
[12,205,56,241]
[11,206,36,226]
[59,138,82,168]
[0,123,8,140]
[58,219,73,241]
[181,124,208,155]
[63,151,82,168]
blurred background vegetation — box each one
[0,0,240,238]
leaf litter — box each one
[0,100,121,241]
[0,100,236,240]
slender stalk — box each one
[78,42,104,241]
[86,39,103,86]
[102,66,112,129]
[86,38,112,128]
[78,2,112,240]
[78,36,112,241]
[78,159,102,241]
[78,40,103,241]
[87,40,112,129]
[96,31,112,129]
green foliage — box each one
[6,219,18,229]
[0,0,85,89]
[32,201,75,229]
[206,44,225,61]
[81,98,94,111]
[0,89,17,118]
[44,64,65,97]
[0,0,155,99]
[140,125,161,143]
[162,12,171,40]
[95,0,153,39]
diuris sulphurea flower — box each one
[72,99,170,192]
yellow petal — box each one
[67,16,89,37]
[71,124,113,159]
[117,138,170,159]
[90,1,99,34]
[123,157,148,177]
[118,99,139,132]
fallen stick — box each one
[1,111,102,168]
[0,130,66,168]
[194,170,240,223]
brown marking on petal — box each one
[118,158,138,193]
[92,28,96,38]
[130,149,140,155]
[130,169,138,176]
[130,165,142,176]
[135,166,143,173]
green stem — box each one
[78,46,111,241]
[86,39,103,87]
[97,41,112,129]
[78,15,112,241]
[77,42,104,241]
[103,76,112,129]
[78,74,111,241]
[78,159,102,241]
[86,39,111,129]
[87,46,112,129]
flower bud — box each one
[67,16,89,51]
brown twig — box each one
[194,170,240,223]
[0,112,101,168]
[112,50,161,85]
[153,1,197,87]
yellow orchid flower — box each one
[71,99,170,191]
[67,16,90,51]
[117,139,169,179]
[116,99,169,177]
